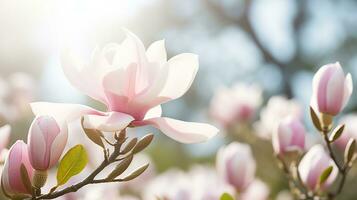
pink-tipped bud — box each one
[311,62,353,116]
[1,140,33,198]
[216,142,256,192]
[298,145,338,191]
[272,116,306,156]
[27,115,68,170]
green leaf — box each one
[329,124,345,142]
[345,138,356,165]
[81,118,105,148]
[121,163,149,181]
[106,155,133,181]
[319,166,333,186]
[56,145,88,186]
[132,134,154,154]
[220,193,234,200]
[310,107,322,131]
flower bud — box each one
[298,145,338,191]
[1,140,33,198]
[272,116,305,156]
[311,62,353,116]
[28,115,68,170]
[216,142,256,192]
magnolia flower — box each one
[240,179,270,200]
[210,83,262,126]
[27,115,68,170]
[1,140,34,198]
[335,114,357,149]
[254,96,302,139]
[298,145,338,191]
[216,142,256,191]
[311,62,352,116]
[31,30,218,143]
[272,116,306,156]
[0,125,11,155]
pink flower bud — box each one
[272,116,306,155]
[311,62,353,116]
[1,140,33,198]
[298,145,338,191]
[216,142,256,192]
[28,115,68,170]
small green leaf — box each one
[56,145,88,186]
[310,107,322,131]
[121,138,138,154]
[121,163,149,181]
[319,166,333,185]
[345,138,356,165]
[81,118,105,148]
[329,124,345,142]
[20,164,33,195]
[220,193,234,200]
[132,134,154,154]
[106,155,133,181]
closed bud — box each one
[28,115,68,170]
[298,145,338,191]
[311,62,353,116]
[273,116,306,156]
[1,141,33,199]
[216,142,256,192]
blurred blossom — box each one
[0,125,11,155]
[311,62,352,116]
[32,29,218,144]
[210,83,262,127]
[240,179,270,200]
[254,96,302,139]
[298,145,338,191]
[143,166,234,200]
[0,72,36,122]
[335,114,357,149]
[216,142,256,192]
[272,116,306,156]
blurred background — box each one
[1,0,357,199]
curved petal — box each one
[134,117,218,143]
[144,105,162,120]
[159,53,199,101]
[146,40,167,64]
[30,102,104,125]
[61,48,110,104]
[83,112,134,132]
[342,73,353,108]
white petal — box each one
[144,105,162,120]
[138,117,218,143]
[30,102,104,125]
[342,73,353,108]
[159,53,199,100]
[61,49,109,104]
[146,40,167,64]
[49,127,68,167]
[83,112,134,132]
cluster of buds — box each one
[272,62,355,199]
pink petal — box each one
[82,112,134,132]
[134,117,218,143]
